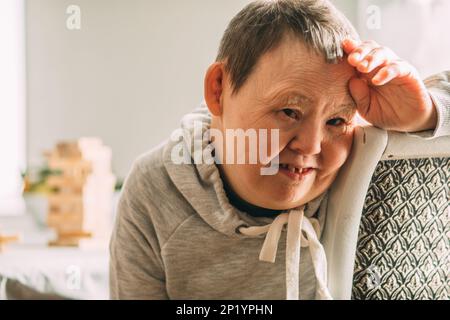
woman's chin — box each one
[257,187,311,211]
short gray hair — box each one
[216,0,359,95]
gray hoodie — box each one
[110,72,450,300]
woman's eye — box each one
[327,118,347,126]
[281,108,300,121]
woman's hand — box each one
[342,39,437,132]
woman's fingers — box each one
[343,39,415,86]
[362,47,396,73]
[343,39,398,71]
[342,38,359,54]
[346,40,380,67]
[372,60,416,86]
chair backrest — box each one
[322,126,450,300]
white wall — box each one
[332,0,358,26]
[26,0,251,179]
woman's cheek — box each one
[322,137,352,174]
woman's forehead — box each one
[252,42,355,97]
[235,37,357,112]
[256,58,355,89]
[253,73,356,110]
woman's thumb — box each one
[349,77,371,117]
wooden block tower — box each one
[0,231,19,253]
[45,137,115,247]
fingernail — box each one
[352,53,361,61]
[372,75,381,84]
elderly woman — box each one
[109,0,450,299]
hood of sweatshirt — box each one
[162,101,331,299]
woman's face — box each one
[209,35,358,210]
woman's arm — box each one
[424,71,450,138]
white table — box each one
[0,213,109,300]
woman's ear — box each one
[204,62,226,116]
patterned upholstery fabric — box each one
[352,158,449,299]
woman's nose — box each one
[287,123,322,155]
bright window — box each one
[0,0,26,216]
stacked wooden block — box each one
[45,138,115,247]
[0,231,19,252]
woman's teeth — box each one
[279,164,307,174]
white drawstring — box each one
[238,207,332,300]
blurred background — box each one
[0,0,449,299]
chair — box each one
[322,126,449,300]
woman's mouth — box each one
[278,163,315,181]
